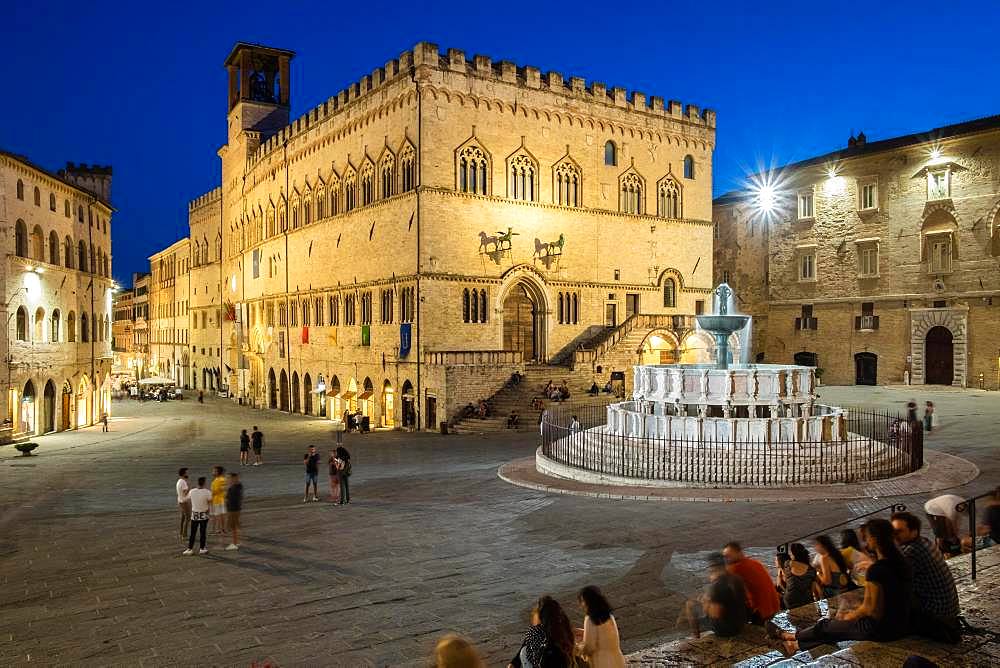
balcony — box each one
[855,315,880,331]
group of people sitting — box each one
[542,380,571,403]
[586,379,614,396]
[429,585,627,668]
[461,399,493,420]
[684,494,1000,657]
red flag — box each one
[301,325,309,344]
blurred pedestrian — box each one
[176,467,190,540]
[328,447,342,504]
[239,429,250,466]
[433,634,485,668]
[225,472,243,551]
[101,412,109,432]
[303,446,320,502]
[723,541,781,623]
[683,552,747,638]
[923,401,935,432]
[251,425,264,465]
[336,446,352,505]
[210,466,227,534]
[183,477,212,555]
[575,585,625,667]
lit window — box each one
[798,192,814,219]
[928,169,949,200]
[860,181,878,210]
[799,252,816,281]
[858,245,879,277]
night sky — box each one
[3,0,998,283]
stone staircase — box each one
[626,543,1000,667]
[450,314,695,435]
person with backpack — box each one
[335,446,352,505]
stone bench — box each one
[626,544,1000,667]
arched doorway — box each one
[401,380,415,428]
[316,374,327,417]
[360,377,374,419]
[43,380,56,433]
[855,352,877,386]
[76,376,91,427]
[61,381,72,430]
[502,279,547,362]
[268,368,277,409]
[925,326,954,385]
[303,373,313,415]
[345,378,359,414]
[328,375,341,418]
[20,380,36,434]
[639,330,679,365]
[291,372,300,413]
[382,380,395,428]
[279,369,289,411]
[680,331,714,364]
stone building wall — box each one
[714,119,1000,387]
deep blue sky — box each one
[4,1,998,282]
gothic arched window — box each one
[554,159,581,207]
[49,193,56,211]
[462,289,471,323]
[360,162,375,206]
[683,155,695,179]
[457,141,490,195]
[33,187,41,206]
[14,220,28,258]
[657,176,682,219]
[479,290,488,323]
[379,150,395,199]
[51,309,61,342]
[663,278,676,307]
[63,236,73,268]
[15,306,28,341]
[67,311,76,342]
[620,172,644,215]
[508,152,537,201]
[604,141,617,166]
[399,142,416,192]
[16,179,24,200]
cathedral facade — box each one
[152,41,716,428]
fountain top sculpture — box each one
[695,283,749,369]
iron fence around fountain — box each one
[540,404,923,487]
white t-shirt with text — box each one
[188,488,212,517]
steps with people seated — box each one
[625,544,1000,667]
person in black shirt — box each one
[684,552,748,638]
[775,518,912,654]
[239,429,250,466]
[303,445,321,502]
[225,473,243,551]
[250,426,264,466]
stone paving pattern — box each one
[0,385,997,666]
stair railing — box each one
[777,503,906,555]
[955,489,998,584]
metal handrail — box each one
[777,503,906,554]
[955,488,998,584]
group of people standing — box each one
[175,466,243,555]
[303,445,352,505]
[238,426,265,466]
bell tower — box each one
[223,42,295,146]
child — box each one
[923,401,935,432]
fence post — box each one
[969,498,978,584]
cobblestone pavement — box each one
[0,385,996,667]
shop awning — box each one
[357,390,373,400]
[340,391,356,400]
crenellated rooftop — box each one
[244,41,715,171]
[188,186,222,212]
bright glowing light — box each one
[34,267,44,274]
[23,271,41,303]
[930,148,942,160]
[756,184,777,213]
[230,275,237,293]
[824,175,846,195]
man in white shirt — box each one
[183,477,213,555]
[176,468,190,540]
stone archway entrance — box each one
[43,380,56,433]
[910,307,966,386]
[502,279,547,362]
[925,326,954,385]
[279,370,289,411]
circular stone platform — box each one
[499,448,979,502]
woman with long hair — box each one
[782,543,820,609]
[775,519,912,654]
[575,586,625,668]
[814,534,852,597]
[327,448,341,504]
[335,446,351,505]
[508,595,576,668]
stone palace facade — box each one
[713,115,1000,388]
[1,152,114,438]
[145,41,717,429]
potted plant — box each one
[15,442,38,456]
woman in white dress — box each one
[575,585,625,668]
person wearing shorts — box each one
[251,426,263,465]
[303,445,320,502]
[210,466,227,534]
[176,468,190,540]
[225,472,243,551]
[239,429,250,465]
